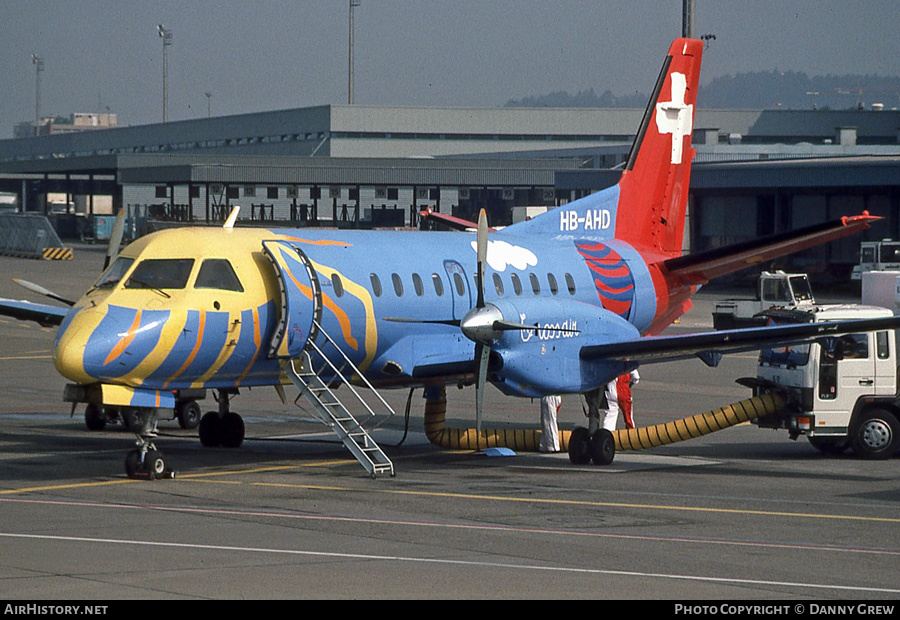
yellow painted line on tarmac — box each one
[236,483,900,525]
[0,459,356,495]
[5,459,898,526]
[0,349,53,361]
[0,479,137,495]
[175,460,355,481]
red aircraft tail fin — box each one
[614,38,703,257]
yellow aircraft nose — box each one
[53,307,102,384]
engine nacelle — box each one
[487,297,639,397]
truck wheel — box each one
[850,408,900,460]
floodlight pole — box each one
[158,24,172,122]
[682,0,694,38]
[349,0,360,104]
[32,54,43,136]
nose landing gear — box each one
[123,408,175,479]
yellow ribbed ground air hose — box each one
[423,390,783,453]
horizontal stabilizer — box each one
[419,208,496,232]
[659,213,879,285]
[580,315,900,365]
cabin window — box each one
[492,273,504,296]
[331,273,345,297]
[412,273,424,296]
[94,257,134,289]
[392,273,404,296]
[510,273,523,296]
[370,274,382,297]
[453,273,465,296]
[565,273,576,295]
[547,273,558,295]
[432,273,444,296]
[125,259,194,290]
[195,259,244,292]
[529,273,541,295]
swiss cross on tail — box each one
[608,39,703,259]
[655,72,693,165]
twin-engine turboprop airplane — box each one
[2,38,896,478]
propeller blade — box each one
[384,317,461,326]
[492,319,580,334]
[13,278,75,307]
[103,209,126,270]
[475,209,487,309]
[474,341,490,439]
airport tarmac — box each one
[0,243,898,600]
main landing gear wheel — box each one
[198,411,245,448]
[589,429,616,465]
[84,403,107,431]
[176,400,202,430]
[568,427,616,465]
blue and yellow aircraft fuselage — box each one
[53,223,668,406]
[2,37,889,477]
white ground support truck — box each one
[745,272,900,458]
[712,271,815,330]
[850,240,900,282]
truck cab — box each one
[851,240,900,281]
[713,271,815,330]
[752,304,900,458]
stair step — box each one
[281,320,395,478]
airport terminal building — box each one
[0,104,898,282]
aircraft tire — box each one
[177,400,202,430]
[220,412,245,448]
[850,408,900,460]
[84,404,106,431]
[590,429,616,465]
[199,412,222,447]
[125,450,143,478]
[568,427,591,465]
[145,450,167,478]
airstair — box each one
[263,240,395,477]
[282,319,395,478]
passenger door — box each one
[262,241,321,358]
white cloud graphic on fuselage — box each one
[470,240,538,272]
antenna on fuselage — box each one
[223,206,240,229]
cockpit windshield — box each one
[195,259,244,292]
[125,259,195,290]
[789,276,813,302]
[93,257,134,289]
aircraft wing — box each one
[0,297,69,327]
[580,315,900,366]
[659,213,878,285]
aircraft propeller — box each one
[12,208,127,309]
[103,209,126,270]
[457,210,580,439]
[13,278,75,307]
[388,208,577,439]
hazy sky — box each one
[2,1,899,137]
